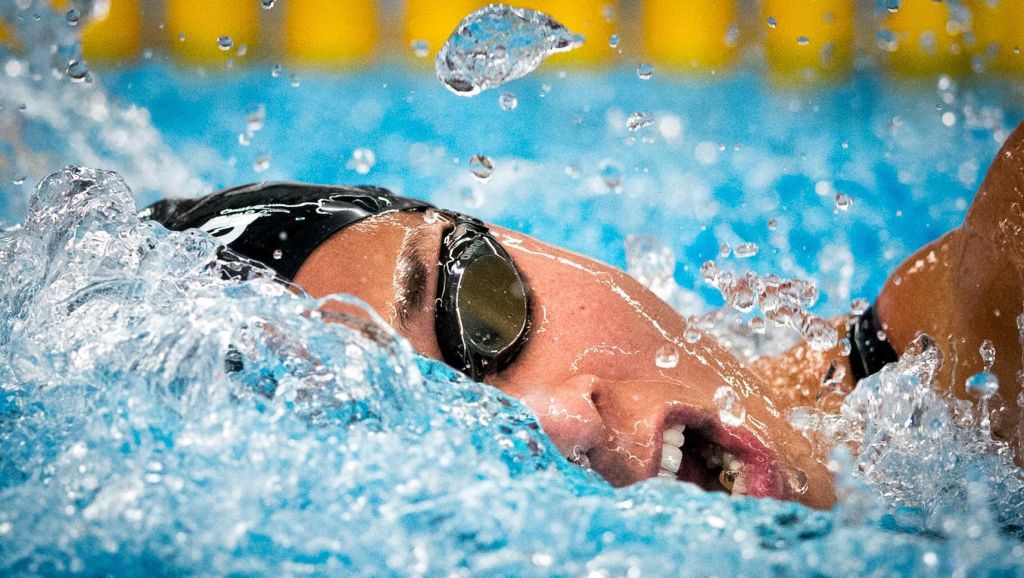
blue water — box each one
[2,16,1024,575]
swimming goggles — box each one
[434,212,531,380]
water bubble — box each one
[626,111,653,132]
[66,8,80,25]
[733,242,758,259]
[767,16,777,29]
[598,159,623,192]
[683,326,702,344]
[347,148,376,175]
[636,62,655,80]
[217,36,234,51]
[469,154,495,182]
[261,0,276,9]
[435,5,583,96]
[609,34,620,48]
[834,193,852,212]
[411,39,429,58]
[850,298,869,315]
[980,339,996,370]
[966,371,999,399]
[498,92,518,111]
[65,59,90,83]
[655,344,679,369]
[252,155,271,173]
[714,386,746,426]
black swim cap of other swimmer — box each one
[142,182,434,280]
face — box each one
[294,210,836,509]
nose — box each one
[497,373,606,465]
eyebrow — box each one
[394,226,432,330]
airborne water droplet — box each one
[636,62,655,80]
[714,386,746,426]
[498,91,518,111]
[966,371,999,399]
[411,39,429,58]
[797,36,810,46]
[272,249,283,260]
[626,111,653,132]
[435,5,584,96]
[217,36,234,51]
[469,154,495,182]
[767,16,777,29]
[12,176,26,185]
[347,148,376,175]
[733,242,758,259]
[851,298,869,315]
[598,159,623,192]
[609,34,620,48]
[65,60,90,83]
[252,155,271,172]
[834,192,852,212]
[261,0,276,9]
[980,339,996,370]
[655,344,679,369]
[66,8,80,25]
[271,64,282,78]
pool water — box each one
[3,5,1024,577]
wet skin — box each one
[295,122,1024,510]
[295,212,837,509]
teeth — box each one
[662,428,685,448]
[660,443,682,473]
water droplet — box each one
[435,5,584,96]
[749,317,766,334]
[564,164,580,178]
[469,154,495,182]
[65,59,90,83]
[12,176,26,185]
[598,159,623,192]
[718,243,731,258]
[851,298,869,315]
[733,242,758,259]
[655,344,679,369]
[636,62,655,80]
[834,193,852,212]
[411,39,429,58]
[178,33,186,42]
[714,386,746,426]
[609,34,620,48]
[683,326,701,344]
[261,0,276,9]
[66,8,80,25]
[423,208,439,225]
[767,16,777,29]
[271,64,282,78]
[252,155,271,172]
[839,337,852,356]
[885,0,900,13]
[217,36,234,51]
[272,249,283,260]
[797,36,810,46]
[966,370,999,399]
[626,111,653,132]
[498,91,518,111]
[942,111,956,127]
[347,148,376,175]
[238,132,250,146]
[980,339,996,370]
[767,218,778,231]
[290,74,300,88]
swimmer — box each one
[143,121,1024,510]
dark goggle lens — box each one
[456,254,528,356]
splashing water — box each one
[3,167,1024,575]
[435,4,584,96]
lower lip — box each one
[658,409,785,501]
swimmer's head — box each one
[292,198,836,509]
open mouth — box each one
[654,413,782,500]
